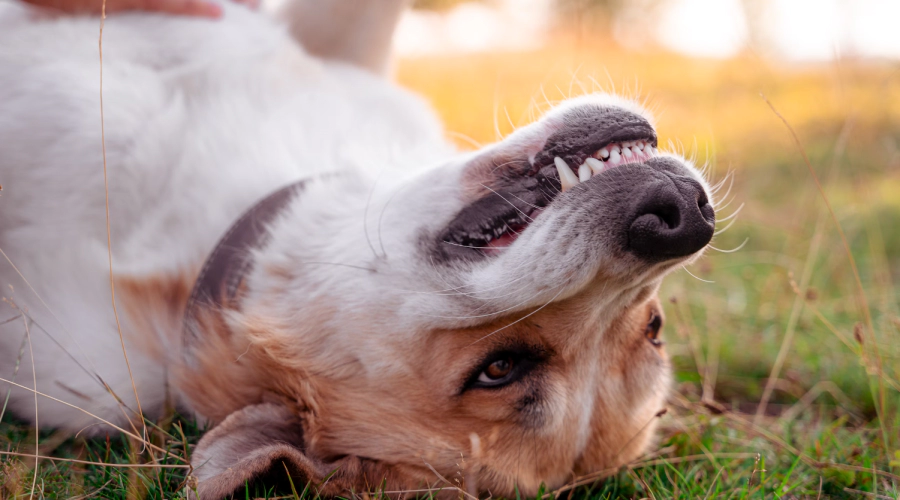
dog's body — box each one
[0,1,716,496]
[0,0,447,428]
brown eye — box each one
[464,347,546,392]
[478,357,514,383]
[645,313,663,346]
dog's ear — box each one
[190,403,331,500]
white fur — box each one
[0,0,448,429]
[0,0,712,441]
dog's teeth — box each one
[554,156,579,192]
[578,163,591,182]
[636,141,645,151]
[585,157,605,175]
[610,145,621,154]
[650,146,657,155]
[609,149,621,164]
[622,147,633,158]
[597,148,610,159]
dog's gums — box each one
[0,2,716,498]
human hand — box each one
[21,0,258,18]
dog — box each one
[0,0,716,497]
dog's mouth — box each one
[439,130,659,258]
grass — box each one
[3,34,900,499]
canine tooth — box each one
[554,156,579,192]
[622,147,633,158]
[578,163,591,182]
[586,157,605,175]
[609,150,621,164]
[597,148,610,159]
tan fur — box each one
[182,276,670,496]
[117,272,196,362]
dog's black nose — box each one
[626,175,715,260]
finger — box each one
[230,0,259,9]
[141,0,222,17]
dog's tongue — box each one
[485,231,520,253]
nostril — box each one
[652,204,680,230]
[696,188,715,224]
[697,188,710,209]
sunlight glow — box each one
[394,0,900,61]
[655,0,747,59]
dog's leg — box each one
[275,0,410,74]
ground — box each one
[2,34,900,499]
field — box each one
[3,31,900,500]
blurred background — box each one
[395,0,900,494]
[1,1,897,497]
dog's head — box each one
[179,95,715,498]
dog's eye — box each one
[464,347,546,391]
[479,357,514,383]
[645,312,663,346]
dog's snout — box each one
[626,175,715,260]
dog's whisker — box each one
[388,272,533,299]
[487,158,529,176]
[479,184,534,223]
[681,265,715,283]
[716,202,745,223]
[504,190,542,211]
[464,283,539,316]
[713,216,738,236]
[363,167,388,261]
[714,192,737,213]
[469,285,567,344]
[297,261,376,272]
[709,237,749,254]
[710,169,735,197]
[415,287,550,321]
[441,240,515,250]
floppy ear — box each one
[190,403,433,499]
[190,403,332,500]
